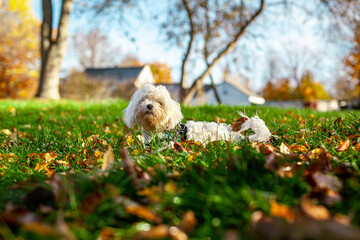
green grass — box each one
[0,99,360,239]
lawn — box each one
[0,99,360,239]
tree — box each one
[344,26,360,88]
[0,0,40,98]
[262,78,293,101]
[162,0,265,104]
[149,62,172,84]
[72,29,122,68]
[162,0,360,104]
[294,71,329,100]
[36,0,73,100]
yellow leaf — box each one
[1,129,12,136]
[7,106,16,115]
[126,136,134,146]
[289,144,307,153]
[100,147,114,174]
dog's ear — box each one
[166,99,183,129]
[123,88,143,128]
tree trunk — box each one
[179,0,195,101]
[36,0,72,99]
[209,73,221,104]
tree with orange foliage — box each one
[0,0,40,98]
[262,79,293,100]
[294,71,328,100]
[149,63,172,84]
[344,27,360,89]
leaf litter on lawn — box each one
[1,102,360,239]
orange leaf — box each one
[336,140,351,152]
[125,205,162,224]
[270,199,296,223]
[181,211,197,233]
[300,196,330,220]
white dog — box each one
[123,84,271,144]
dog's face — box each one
[123,84,183,133]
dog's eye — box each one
[158,101,163,106]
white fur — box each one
[123,84,183,143]
[123,84,271,144]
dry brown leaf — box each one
[173,141,188,153]
[97,227,117,240]
[300,196,330,220]
[134,225,169,239]
[81,192,103,214]
[126,205,162,224]
[312,171,343,192]
[270,199,296,223]
[222,229,240,240]
[336,140,351,152]
[254,143,277,155]
[113,195,162,224]
[180,211,197,233]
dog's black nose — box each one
[147,104,153,110]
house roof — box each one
[85,66,145,82]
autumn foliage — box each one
[263,71,329,100]
[0,0,40,98]
[149,62,172,84]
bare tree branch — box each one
[179,0,196,100]
[182,0,265,104]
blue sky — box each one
[31,0,349,94]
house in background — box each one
[193,80,265,106]
[84,65,155,99]
[160,79,265,106]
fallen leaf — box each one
[336,140,351,152]
[134,225,169,239]
[126,135,135,146]
[279,142,291,154]
[169,226,188,240]
[180,211,197,233]
[81,192,103,214]
[270,199,296,223]
[312,171,343,192]
[7,106,16,116]
[289,144,307,153]
[100,147,114,175]
[173,141,187,153]
[222,229,240,240]
[300,196,330,220]
[1,129,12,136]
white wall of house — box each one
[134,65,155,88]
[316,100,339,111]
